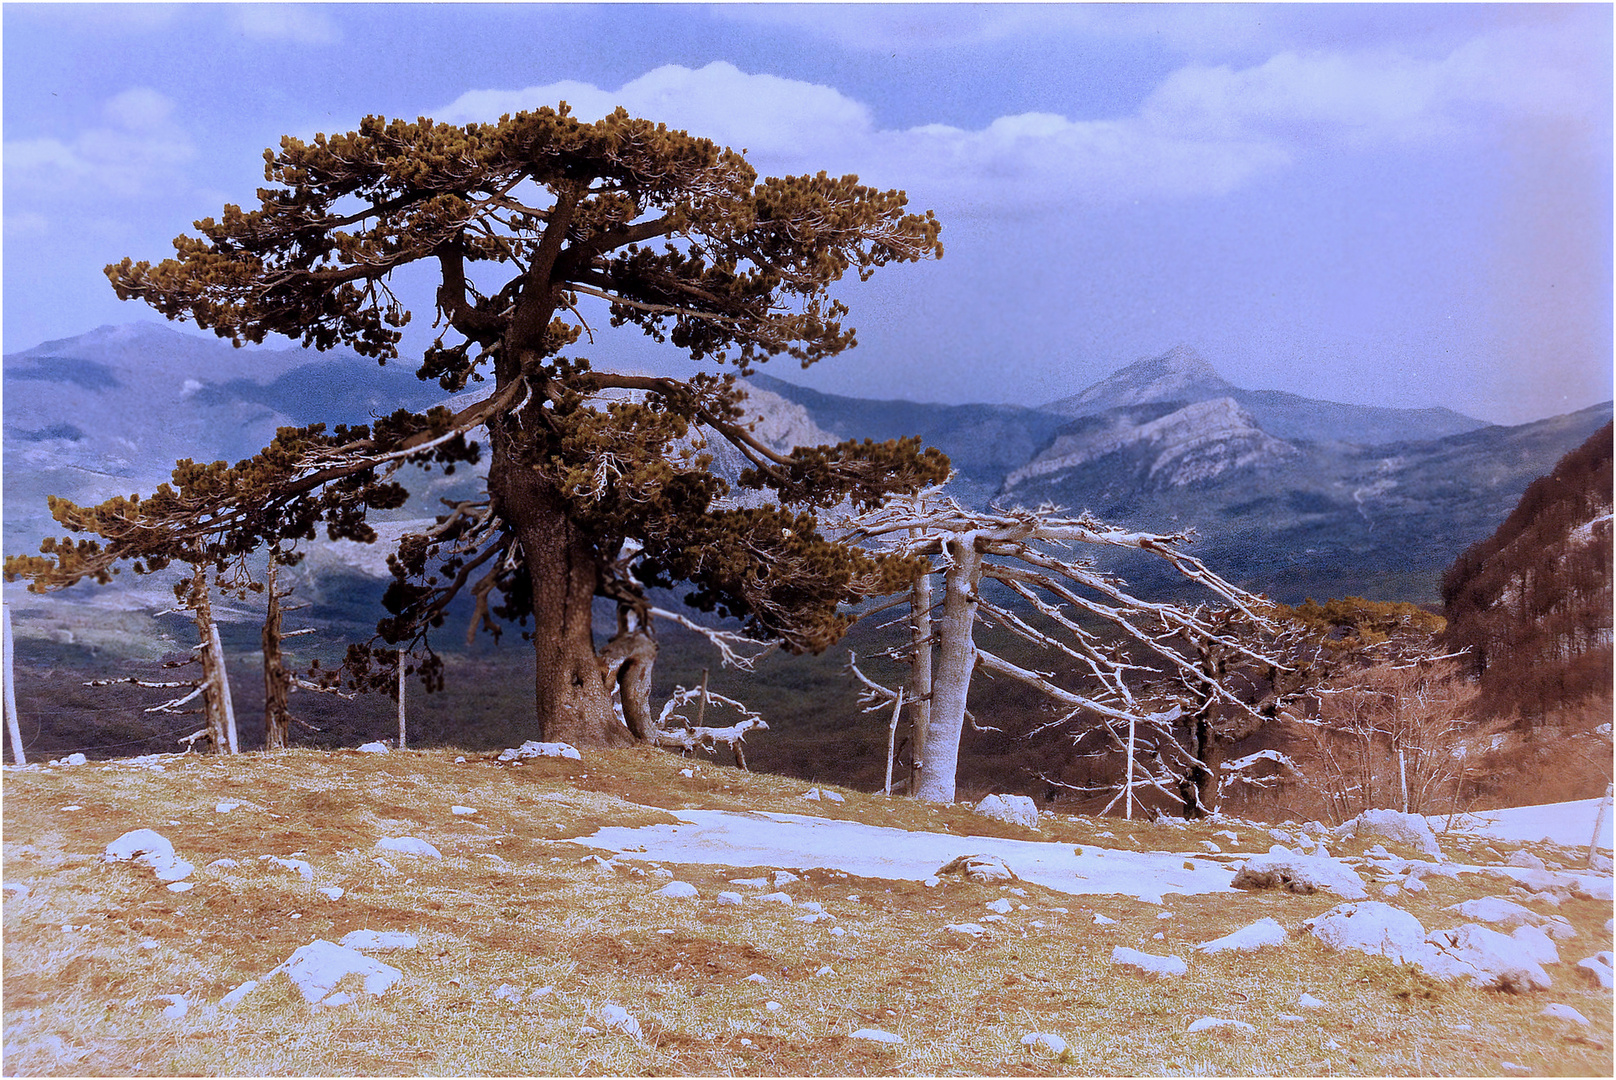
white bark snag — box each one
[397,656,407,751]
[1583,779,1609,866]
[208,622,239,754]
[1124,712,1137,820]
[914,535,982,804]
[3,604,24,765]
[884,686,906,797]
[906,568,933,791]
[1398,747,1409,814]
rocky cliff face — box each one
[1004,397,1295,492]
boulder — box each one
[1334,809,1443,859]
[102,829,194,883]
[1231,852,1368,900]
[1110,946,1187,977]
[496,740,581,762]
[935,853,1017,883]
[1306,902,1428,962]
[1419,924,1552,991]
[975,794,1040,830]
[375,837,442,859]
[1445,897,1576,940]
[1196,917,1287,954]
[273,939,401,1004]
[1576,952,1613,990]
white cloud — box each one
[423,27,1604,215]
[232,5,340,46]
[4,88,195,198]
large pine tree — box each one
[6,106,950,744]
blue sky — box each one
[4,3,1611,424]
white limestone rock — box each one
[1196,918,1287,954]
[496,740,581,762]
[975,793,1040,830]
[102,829,194,883]
[850,1028,903,1044]
[1576,951,1613,990]
[1334,809,1443,858]
[1305,902,1427,962]
[1447,897,1575,940]
[1232,852,1367,900]
[1110,946,1187,977]
[935,853,1017,883]
[656,881,698,899]
[1187,1017,1254,1033]
[1021,1032,1068,1055]
[272,939,401,1004]
[375,837,442,859]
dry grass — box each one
[4,746,1612,1076]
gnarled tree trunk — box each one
[262,557,291,750]
[914,536,982,803]
[492,448,626,746]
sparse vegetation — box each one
[4,748,1611,1076]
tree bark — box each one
[913,536,981,803]
[262,558,291,751]
[493,451,627,746]
[188,567,230,754]
[905,568,933,795]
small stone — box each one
[716,891,744,905]
[1187,1017,1253,1033]
[757,891,794,904]
[596,1003,641,1039]
[375,837,442,859]
[986,898,1013,914]
[356,741,390,753]
[773,871,799,886]
[451,806,477,816]
[765,1000,781,1011]
[680,769,694,778]
[745,973,769,984]
[156,994,188,1019]
[318,887,344,901]
[1541,1003,1590,1026]
[850,1028,903,1044]
[1093,914,1117,925]
[166,882,193,893]
[946,923,988,937]
[66,753,87,766]
[1298,993,1327,1009]
[656,881,698,899]
[814,965,835,976]
[454,756,466,763]
[1021,1032,1068,1055]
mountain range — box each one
[5,325,1610,613]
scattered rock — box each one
[975,793,1040,830]
[1021,1032,1068,1055]
[1187,1017,1254,1033]
[757,891,794,905]
[1298,993,1327,1009]
[850,1028,903,1044]
[356,742,389,753]
[1542,1003,1591,1026]
[215,802,240,813]
[219,979,258,1007]
[596,1003,642,1039]
[745,973,769,984]
[375,837,442,859]
[1331,808,1447,860]
[272,940,402,1004]
[1305,902,1427,962]
[450,806,477,816]
[102,829,194,883]
[208,858,240,869]
[1421,924,1553,991]
[1196,918,1287,954]
[267,856,315,882]
[765,1000,782,1011]
[729,877,770,890]
[986,898,1013,914]
[1232,852,1367,900]
[1507,850,1547,870]
[339,930,418,951]
[1447,897,1576,940]
[1576,952,1614,990]
[154,994,188,1020]
[1200,840,1222,853]
[656,881,698,899]
[814,965,835,976]
[945,923,989,938]
[318,887,344,901]
[166,882,193,893]
[1093,914,1117,926]
[773,871,799,886]
[716,891,744,905]
[496,740,581,762]
[935,853,1017,884]
[1110,946,1187,977]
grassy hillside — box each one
[3,747,1612,1076]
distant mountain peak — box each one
[1050,345,1234,414]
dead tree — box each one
[839,490,1287,807]
[651,684,769,770]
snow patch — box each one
[1196,917,1287,954]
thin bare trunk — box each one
[188,567,229,754]
[262,558,291,750]
[905,569,932,794]
[3,604,23,765]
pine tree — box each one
[5,106,949,744]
